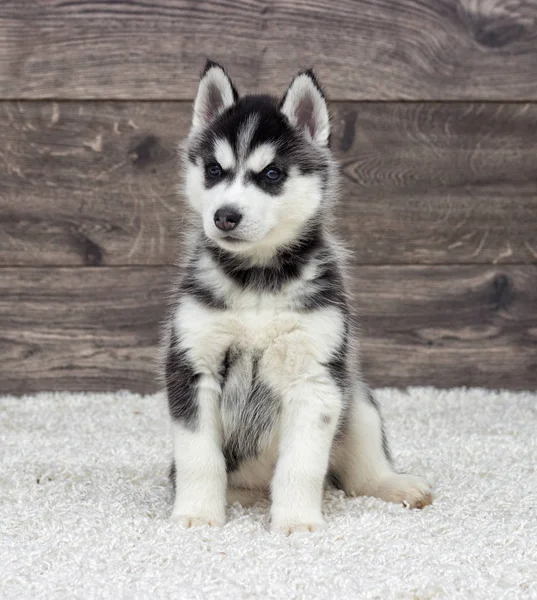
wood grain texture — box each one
[1,266,535,393]
[0,101,187,266]
[1,1,537,100]
[2,101,537,266]
[0,267,172,394]
[353,265,537,390]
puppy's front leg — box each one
[271,374,341,534]
[167,341,226,527]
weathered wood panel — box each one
[2,101,537,266]
[0,267,171,394]
[0,102,187,266]
[1,1,537,100]
[1,266,535,393]
[354,265,537,390]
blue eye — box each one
[263,167,282,182]
[206,162,223,178]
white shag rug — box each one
[1,388,536,599]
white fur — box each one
[245,143,276,173]
[174,297,344,378]
[170,383,227,527]
[330,381,433,509]
[214,138,236,171]
[333,381,394,491]
[184,156,205,213]
[187,159,324,260]
[237,115,259,161]
[270,375,341,533]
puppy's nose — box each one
[214,207,242,232]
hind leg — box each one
[331,382,433,509]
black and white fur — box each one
[163,61,432,534]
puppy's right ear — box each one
[192,60,238,131]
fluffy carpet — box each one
[1,387,536,599]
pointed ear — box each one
[192,60,238,130]
[279,70,330,147]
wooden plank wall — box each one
[1,1,536,393]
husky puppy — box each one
[163,61,432,534]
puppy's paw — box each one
[170,510,225,528]
[374,473,433,509]
[271,516,326,535]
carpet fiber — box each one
[2,387,536,599]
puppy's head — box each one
[183,60,335,258]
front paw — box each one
[374,473,433,509]
[271,514,326,535]
[171,514,225,528]
[171,507,225,528]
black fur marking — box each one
[333,409,349,443]
[299,257,347,311]
[223,447,241,474]
[165,331,200,427]
[202,58,222,76]
[180,266,226,310]
[215,95,278,157]
[207,223,323,292]
[325,317,350,389]
[219,347,233,383]
[367,390,393,465]
[221,354,280,473]
[327,469,344,490]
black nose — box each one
[214,207,242,232]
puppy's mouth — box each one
[214,233,258,252]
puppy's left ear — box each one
[279,70,330,147]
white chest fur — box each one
[173,292,344,394]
